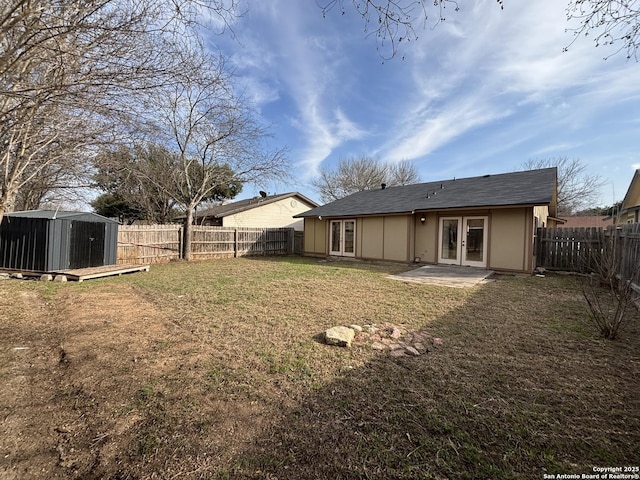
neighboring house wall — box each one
[221,197,312,231]
[618,169,640,224]
[533,205,550,228]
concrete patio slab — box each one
[388,264,494,288]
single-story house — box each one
[617,169,640,224]
[295,168,561,273]
[186,192,319,231]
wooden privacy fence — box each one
[535,224,640,280]
[118,225,181,265]
[117,225,296,265]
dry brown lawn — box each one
[0,256,638,479]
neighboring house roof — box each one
[559,216,613,228]
[4,210,118,223]
[189,192,319,220]
[621,169,640,213]
[296,168,557,218]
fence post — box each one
[234,229,238,258]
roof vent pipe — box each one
[381,183,387,190]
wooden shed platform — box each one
[56,264,150,282]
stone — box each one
[433,337,443,347]
[325,326,355,348]
[40,274,53,282]
[405,346,420,356]
[389,349,406,358]
[0,273,9,280]
[413,332,431,343]
[390,327,402,339]
[349,324,363,332]
[10,273,24,279]
[389,343,404,351]
[371,342,386,351]
[53,275,68,283]
[413,342,428,352]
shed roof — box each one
[190,192,319,219]
[4,210,119,223]
[296,168,557,218]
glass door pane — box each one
[441,219,459,260]
[465,218,484,262]
[344,220,355,255]
[330,221,341,254]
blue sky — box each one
[211,0,640,208]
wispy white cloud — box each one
[219,0,368,176]
[374,0,640,168]
[530,143,584,157]
[206,0,639,203]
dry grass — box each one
[0,256,638,479]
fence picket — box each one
[535,225,639,282]
[118,225,296,264]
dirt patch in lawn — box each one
[1,257,639,479]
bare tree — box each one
[143,50,288,260]
[318,0,468,59]
[566,0,640,60]
[580,225,640,339]
[312,156,420,203]
[522,157,606,216]
[319,0,638,60]
[0,0,239,222]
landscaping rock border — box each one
[324,322,443,357]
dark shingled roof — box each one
[190,192,318,219]
[296,168,556,218]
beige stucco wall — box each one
[414,212,438,263]
[359,217,384,259]
[305,207,537,271]
[222,197,314,231]
[355,216,410,261]
[383,216,410,261]
[411,208,535,272]
[488,208,532,272]
[303,218,326,255]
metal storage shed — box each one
[0,210,119,272]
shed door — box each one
[69,221,106,269]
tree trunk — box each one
[182,206,194,261]
[0,186,18,223]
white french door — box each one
[438,216,488,267]
[330,219,355,257]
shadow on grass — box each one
[227,276,640,480]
